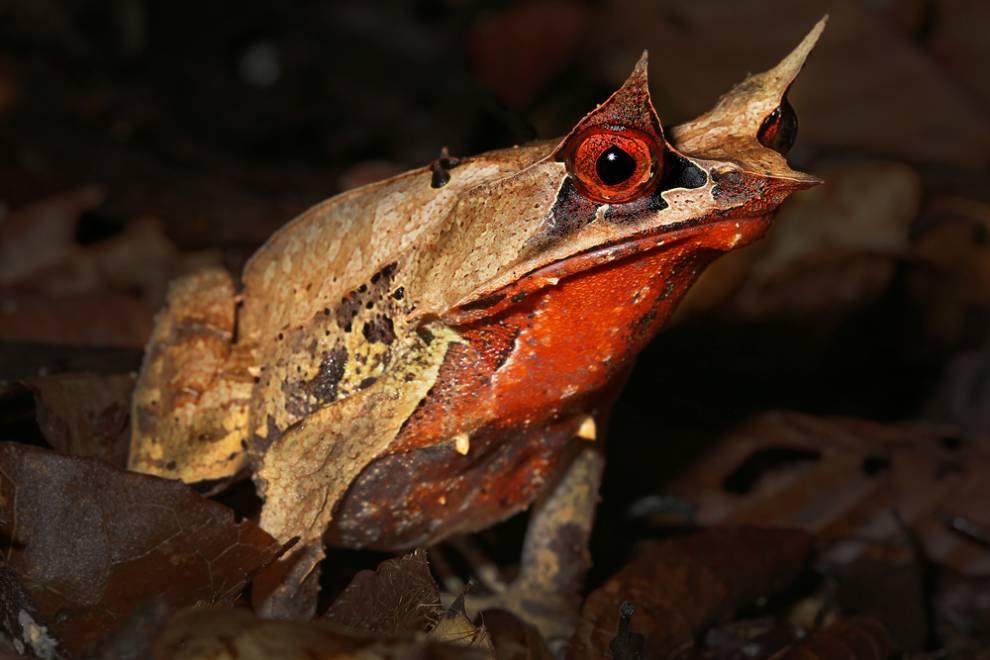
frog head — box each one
[415,18,826,324]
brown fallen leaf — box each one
[778,616,895,660]
[568,527,813,659]
[148,606,493,660]
[0,186,105,286]
[0,444,281,657]
[667,412,990,576]
[27,372,134,468]
[24,216,220,306]
[324,549,442,635]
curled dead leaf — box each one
[569,527,812,659]
[0,444,281,657]
[0,187,105,286]
[668,411,990,576]
[27,372,134,468]
[324,549,442,636]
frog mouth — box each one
[564,213,771,268]
[448,214,770,324]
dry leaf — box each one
[668,412,990,575]
[324,549,443,635]
[149,606,493,660]
[569,527,812,658]
[0,187,105,286]
[28,372,134,467]
[0,444,281,657]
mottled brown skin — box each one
[331,216,769,549]
[130,21,827,615]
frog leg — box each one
[463,435,606,652]
[129,268,254,484]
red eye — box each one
[564,127,663,203]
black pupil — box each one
[595,145,637,186]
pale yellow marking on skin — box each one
[453,432,471,456]
[577,416,597,441]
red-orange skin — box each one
[328,215,768,550]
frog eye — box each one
[758,97,798,155]
[564,127,663,203]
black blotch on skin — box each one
[337,293,361,332]
[430,148,461,189]
[710,168,748,202]
[358,376,378,389]
[603,151,707,224]
[668,152,708,189]
[310,346,348,403]
[658,278,679,301]
[630,308,657,340]
[392,287,405,300]
[371,262,398,285]
[538,151,709,248]
[362,315,396,344]
[255,414,282,454]
[657,261,689,301]
[544,178,599,242]
[416,326,435,345]
[460,293,506,311]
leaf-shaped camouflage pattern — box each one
[128,21,827,600]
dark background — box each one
[1,0,989,654]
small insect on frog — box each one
[130,19,826,640]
